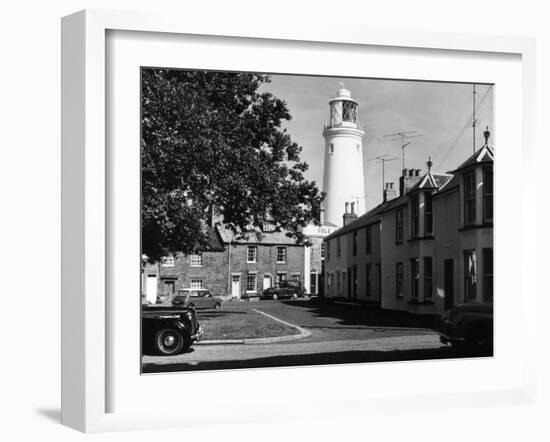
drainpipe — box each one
[227,241,232,298]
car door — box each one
[200,291,214,309]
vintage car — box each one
[261,281,305,300]
[171,288,223,310]
[142,304,203,355]
[439,303,493,353]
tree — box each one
[141,69,324,262]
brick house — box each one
[142,222,305,302]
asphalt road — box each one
[142,299,486,373]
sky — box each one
[259,75,494,212]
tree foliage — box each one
[141,69,324,262]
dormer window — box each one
[411,195,419,237]
[483,167,493,223]
[424,192,433,235]
[464,172,476,225]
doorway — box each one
[444,259,454,310]
[146,274,158,304]
[263,274,272,290]
[231,275,241,298]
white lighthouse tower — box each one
[322,85,366,227]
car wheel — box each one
[214,303,222,310]
[272,294,278,300]
[154,328,188,355]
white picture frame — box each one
[61,9,537,433]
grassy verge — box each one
[198,309,300,340]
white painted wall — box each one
[322,127,365,226]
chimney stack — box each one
[399,168,423,196]
[384,182,398,202]
[343,202,358,226]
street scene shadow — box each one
[142,346,492,373]
[279,299,439,330]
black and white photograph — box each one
[140,68,494,374]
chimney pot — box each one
[345,202,350,213]
[402,168,408,176]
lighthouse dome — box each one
[336,87,351,98]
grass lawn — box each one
[197,308,300,340]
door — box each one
[163,279,175,303]
[231,275,241,298]
[347,267,352,300]
[310,271,317,295]
[444,259,454,310]
[263,275,272,290]
[146,274,158,304]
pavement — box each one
[141,299,481,373]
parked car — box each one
[142,304,203,355]
[262,281,305,300]
[439,303,493,353]
[171,288,223,310]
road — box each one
[142,299,472,373]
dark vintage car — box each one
[142,304,203,355]
[439,303,493,353]
[261,281,305,300]
[171,288,223,309]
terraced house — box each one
[142,221,305,303]
[323,129,494,315]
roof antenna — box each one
[384,130,424,170]
[472,84,478,155]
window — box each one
[396,262,404,298]
[464,250,477,301]
[336,237,341,257]
[327,273,332,290]
[483,248,493,302]
[411,195,419,237]
[321,243,325,259]
[366,263,372,297]
[464,172,476,225]
[161,255,175,267]
[190,253,202,267]
[247,246,257,263]
[342,101,357,122]
[352,231,358,256]
[276,272,287,284]
[326,241,330,261]
[190,279,203,289]
[366,225,372,253]
[276,246,287,263]
[483,167,493,222]
[246,273,257,292]
[262,222,275,232]
[424,257,433,301]
[291,273,300,283]
[425,192,433,235]
[329,143,334,154]
[395,209,404,243]
[410,258,419,299]
[336,271,341,294]
[352,265,358,299]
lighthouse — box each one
[322,85,366,227]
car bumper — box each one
[439,333,466,346]
[191,324,203,342]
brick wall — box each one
[228,243,305,298]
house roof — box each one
[324,201,389,241]
[408,171,453,193]
[452,144,494,173]
[216,224,302,245]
